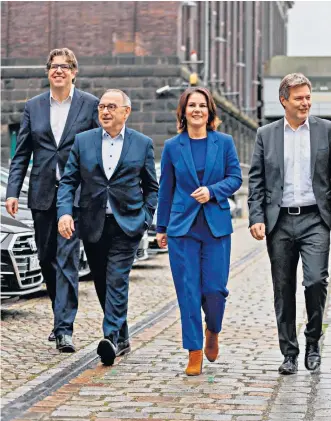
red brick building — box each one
[1,1,179,58]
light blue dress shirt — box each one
[102,125,125,213]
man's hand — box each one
[6,198,19,218]
[191,187,210,204]
[250,223,266,240]
[58,215,75,240]
[156,233,168,249]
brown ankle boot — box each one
[204,329,219,362]
[185,350,203,376]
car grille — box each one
[8,233,43,288]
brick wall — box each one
[1,1,179,59]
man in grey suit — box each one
[248,73,331,375]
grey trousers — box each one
[266,207,330,356]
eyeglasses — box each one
[97,103,128,112]
[49,64,72,71]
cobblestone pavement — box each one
[2,221,331,420]
[1,220,253,399]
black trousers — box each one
[83,215,142,342]
[31,192,80,334]
[266,208,329,356]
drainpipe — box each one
[203,1,209,87]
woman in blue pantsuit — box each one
[156,87,242,376]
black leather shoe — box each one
[278,355,298,375]
[305,342,321,371]
[48,330,56,341]
[116,339,131,357]
[56,335,76,353]
[97,337,118,366]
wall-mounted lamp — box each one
[223,92,240,96]
[156,82,189,96]
[214,37,227,43]
[182,1,196,7]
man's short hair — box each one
[103,89,132,107]
[46,48,78,82]
[279,73,312,101]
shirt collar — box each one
[284,117,309,131]
[50,85,75,104]
[103,125,126,140]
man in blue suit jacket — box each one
[57,89,158,366]
[6,48,99,351]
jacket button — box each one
[278,204,281,207]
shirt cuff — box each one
[156,226,167,233]
[207,186,215,199]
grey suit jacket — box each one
[248,116,331,234]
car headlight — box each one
[0,233,8,242]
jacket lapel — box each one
[275,118,284,183]
[58,88,84,147]
[41,92,57,147]
[309,116,319,180]
[202,131,218,185]
[94,128,107,179]
[180,132,200,186]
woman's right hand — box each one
[156,233,168,249]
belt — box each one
[105,214,115,219]
[280,204,318,215]
[55,181,60,188]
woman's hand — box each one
[156,233,168,249]
[191,186,210,203]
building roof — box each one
[264,56,331,78]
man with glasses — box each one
[6,48,99,352]
[57,89,159,366]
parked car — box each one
[133,229,149,265]
[1,182,90,278]
[1,165,149,272]
[1,214,43,298]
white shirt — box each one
[102,126,125,213]
[281,118,316,207]
[50,85,74,180]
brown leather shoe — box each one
[185,350,203,376]
[204,328,219,362]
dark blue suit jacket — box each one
[157,130,242,237]
[57,127,159,243]
[6,88,99,210]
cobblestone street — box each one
[1,220,330,421]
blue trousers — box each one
[54,209,80,336]
[83,215,142,341]
[32,199,80,337]
[168,209,231,350]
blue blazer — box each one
[6,88,99,210]
[157,130,242,237]
[57,127,159,243]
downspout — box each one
[203,1,209,87]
